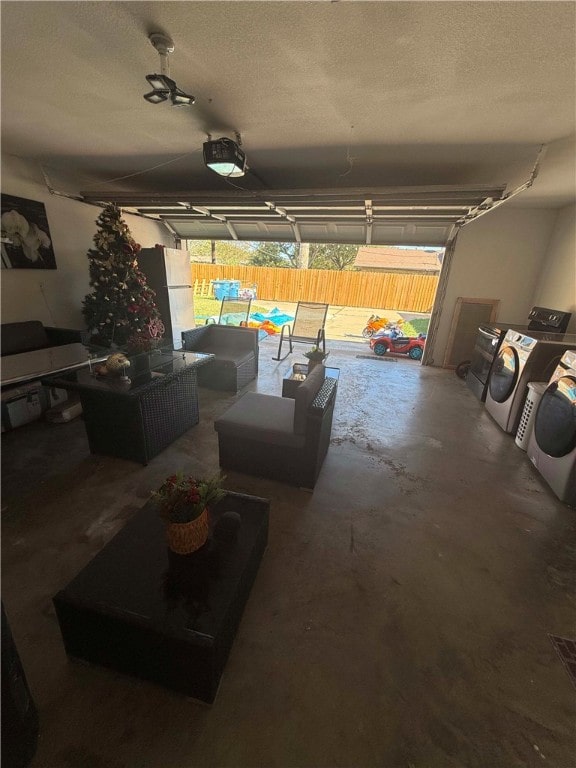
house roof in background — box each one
[355,246,442,272]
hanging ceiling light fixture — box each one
[203,136,246,177]
[143,33,195,107]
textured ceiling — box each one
[1,1,575,215]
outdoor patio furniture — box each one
[214,364,338,488]
[181,324,259,392]
[206,297,252,327]
[41,350,214,465]
[282,363,340,399]
[273,301,328,361]
[52,491,269,705]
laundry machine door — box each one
[533,375,576,457]
[488,346,519,403]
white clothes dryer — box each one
[527,349,576,506]
[485,329,576,434]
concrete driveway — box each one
[253,300,427,343]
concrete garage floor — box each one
[2,337,575,768]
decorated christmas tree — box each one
[82,204,164,350]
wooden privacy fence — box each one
[191,264,438,313]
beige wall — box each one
[429,206,558,366]
[532,204,576,333]
[1,154,174,329]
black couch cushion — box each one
[215,392,305,448]
[1,322,49,357]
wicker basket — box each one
[166,509,209,555]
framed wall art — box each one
[1,194,57,269]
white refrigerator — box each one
[137,246,196,348]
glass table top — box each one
[43,345,214,395]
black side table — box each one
[282,364,340,399]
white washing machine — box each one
[485,329,576,434]
[527,349,576,506]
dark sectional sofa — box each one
[1,321,87,385]
[1,321,87,430]
[1,321,85,357]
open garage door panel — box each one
[81,185,507,246]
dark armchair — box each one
[214,365,337,489]
[181,324,259,392]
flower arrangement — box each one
[152,473,226,524]
[303,346,329,363]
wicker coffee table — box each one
[53,492,269,704]
[42,349,213,464]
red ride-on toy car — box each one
[369,331,427,360]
